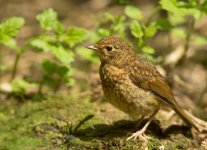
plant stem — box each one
[11,52,21,80]
[38,79,44,94]
[176,17,195,66]
[73,114,94,133]
[184,18,195,56]
[144,6,161,25]
[53,77,63,93]
[168,33,172,51]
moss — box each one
[0,94,200,149]
[0,94,103,149]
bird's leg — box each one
[127,107,160,141]
[134,115,145,128]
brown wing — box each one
[128,55,200,131]
[129,56,174,102]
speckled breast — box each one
[99,64,160,120]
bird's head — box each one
[87,36,134,65]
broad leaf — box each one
[36,8,64,33]
[30,35,54,52]
[144,22,158,38]
[0,17,25,48]
[155,19,172,30]
[130,21,143,38]
[113,16,126,35]
[171,28,185,39]
[0,17,25,37]
[50,43,74,65]
[160,0,202,20]
[42,60,69,76]
[104,12,114,21]
[97,28,111,37]
[76,47,99,63]
[194,35,207,45]
[11,78,33,94]
[142,46,155,54]
[61,27,88,47]
[124,5,142,19]
[1,37,17,49]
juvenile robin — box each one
[87,36,207,140]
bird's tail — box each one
[170,100,207,132]
[183,109,207,132]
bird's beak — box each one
[86,45,99,51]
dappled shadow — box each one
[163,125,192,137]
[73,119,192,141]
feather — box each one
[128,57,201,131]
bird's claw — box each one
[126,130,149,141]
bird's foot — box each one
[126,129,149,141]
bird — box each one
[86,36,207,140]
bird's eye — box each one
[105,46,113,51]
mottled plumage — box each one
[87,36,206,140]
[100,63,160,120]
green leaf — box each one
[42,60,56,74]
[56,65,69,76]
[64,77,75,86]
[168,14,185,25]
[143,53,156,63]
[124,5,142,19]
[130,21,143,38]
[171,28,185,39]
[31,36,75,65]
[76,47,99,63]
[160,0,202,20]
[43,75,56,86]
[142,46,155,54]
[62,65,75,86]
[42,60,75,86]
[113,16,126,35]
[155,19,172,30]
[11,78,33,94]
[61,27,88,47]
[0,17,25,37]
[0,17,25,48]
[137,38,144,48]
[200,1,207,14]
[30,38,49,52]
[42,60,69,76]
[103,13,126,36]
[144,22,158,38]
[1,37,17,49]
[30,35,54,52]
[50,43,74,65]
[194,35,207,45]
[0,64,6,71]
[97,28,111,37]
[36,8,64,33]
[104,12,114,21]
[42,60,73,87]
